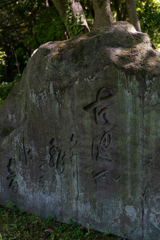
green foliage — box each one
[46,215,54,224]
[0,49,6,65]
[23,5,66,49]
[0,0,159,103]
[65,0,85,37]
[0,74,21,106]
[111,0,160,50]
[0,29,7,80]
[104,229,112,235]
[137,0,160,49]
[111,0,128,21]
[0,0,66,83]
[0,53,6,82]
[5,200,15,209]
[0,204,126,239]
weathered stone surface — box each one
[1,21,160,240]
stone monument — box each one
[0,21,160,240]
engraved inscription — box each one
[83,88,115,113]
[48,138,65,175]
[69,134,77,162]
[142,177,154,204]
[39,162,47,172]
[6,133,78,194]
[39,175,45,194]
[97,107,111,125]
[93,170,120,181]
[23,134,27,165]
[84,88,120,183]
[56,151,65,175]
[49,138,58,168]
[6,158,19,193]
[98,131,112,161]
[7,133,33,193]
[92,134,113,162]
[19,149,22,162]
[83,88,115,125]
[12,181,19,193]
[142,187,150,204]
[70,134,77,152]
[22,133,32,164]
[38,134,77,193]
[27,149,32,161]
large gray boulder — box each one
[1,21,160,240]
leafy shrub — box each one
[0,74,21,106]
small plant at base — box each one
[5,200,15,209]
[46,215,54,224]
[104,228,112,235]
[85,223,90,237]
[69,218,74,226]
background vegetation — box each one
[0,0,160,104]
[0,201,124,240]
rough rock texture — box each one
[1,21,160,240]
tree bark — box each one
[126,0,141,31]
[51,0,90,38]
[92,0,115,29]
[71,0,90,32]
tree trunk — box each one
[126,0,141,31]
[71,0,90,32]
[92,0,115,29]
[52,0,141,36]
[51,0,90,38]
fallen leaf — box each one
[79,226,86,230]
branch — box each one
[113,0,121,21]
[122,4,127,21]
[126,0,141,31]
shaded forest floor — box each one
[0,201,127,240]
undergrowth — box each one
[0,74,21,106]
[0,201,127,240]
